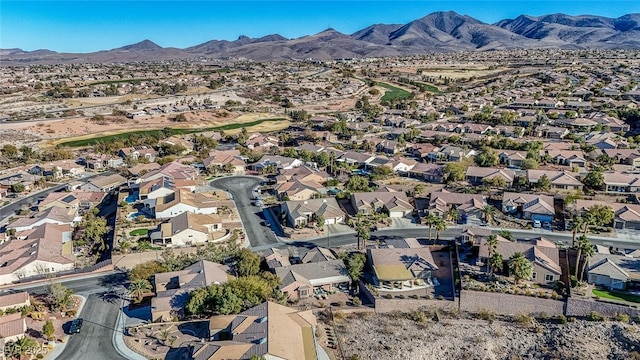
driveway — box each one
[209,176,279,248]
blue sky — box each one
[1,1,639,52]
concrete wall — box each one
[459,290,565,315]
[374,298,457,313]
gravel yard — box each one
[330,310,640,360]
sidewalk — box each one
[113,299,147,360]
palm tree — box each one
[508,252,533,284]
[489,253,503,274]
[573,234,589,278]
[434,218,447,241]
[129,279,152,303]
[570,216,585,247]
[577,236,595,282]
[481,205,497,225]
[447,207,460,223]
[582,213,595,236]
[423,213,438,241]
[486,234,498,272]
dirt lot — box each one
[331,310,640,360]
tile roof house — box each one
[202,150,246,176]
[408,163,444,183]
[478,240,561,284]
[118,146,157,162]
[152,260,231,322]
[541,149,587,168]
[274,179,324,201]
[275,166,330,185]
[465,166,516,186]
[192,301,318,360]
[282,198,345,228]
[245,133,279,150]
[602,172,640,193]
[274,259,350,300]
[79,173,127,192]
[37,191,105,212]
[350,188,414,218]
[527,170,583,191]
[575,199,640,230]
[0,313,27,343]
[251,155,303,171]
[262,247,291,271]
[6,206,79,232]
[154,189,221,219]
[137,161,199,183]
[426,189,485,220]
[0,292,30,312]
[0,223,75,285]
[501,192,555,222]
[150,212,224,247]
[367,246,439,290]
[498,150,528,168]
[587,253,640,291]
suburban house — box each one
[159,136,194,154]
[527,170,583,191]
[84,153,124,169]
[425,189,485,220]
[460,227,492,245]
[192,301,319,360]
[150,212,224,247]
[575,199,640,230]
[498,150,528,168]
[202,150,246,176]
[79,173,127,192]
[478,239,561,284]
[587,253,640,290]
[367,245,439,291]
[602,172,640,193]
[118,146,158,162]
[465,167,516,186]
[251,155,303,171]
[408,163,444,183]
[262,247,291,271]
[350,188,414,218]
[0,292,30,312]
[273,258,350,300]
[282,198,345,227]
[275,179,324,201]
[376,139,404,154]
[0,313,27,343]
[534,126,570,139]
[37,191,105,212]
[245,133,279,150]
[137,161,199,183]
[541,149,587,168]
[429,146,474,162]
[153,189,221,219]
[6,206,79,232]
[601,149,640,167]
[501,192,555,222]
[152,260,231,322]
[0,223,75,285]
[276,166,330,185]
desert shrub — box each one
[396,294,405,299]
[437,295,445,300]
[352,297,362,306]
[382,294,392,299]
[614,313,630,323]
[477,309,496,322]
[587,311,605,322]
[333,311,346,322]
[556,315,567,324]
[513,313,533,326]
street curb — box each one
[49,294,86,360]
[113,299,147,360]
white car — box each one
[533,220,541,228]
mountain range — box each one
[2,11,640,64]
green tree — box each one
[489,252,503,274]
[577,235,594,282]
[481,205,497,225]
[497,229,514,241]
[433,217,447,240]
[570,216,586,247]
[346,175,372,192]
[129,279,152,303]
[536,174,552,191]
[587,204,614,227]
[423,213,438,241]
[508,252,533,284]
[1,144,18,159]
[444,162,466,183]
[129,261,167,282]
[81,209,109,253]
[43,319,55,340]
[521,158,539,170]
[235,249,261,277]
[10,183,25,193]
[583,170,604,190]
[342,252,366,286]
[475,146,498,167]
[46,283,74,311]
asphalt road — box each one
[209,176,279,248]
[4,273,129,360]
[56,294,128,360]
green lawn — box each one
[377,82,412,102]
[592,289,640,303]
[58,117,286,147]
[129,228,149,236]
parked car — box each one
[533,220,541,228]
[542,221,551,229]
[69,318,83,334]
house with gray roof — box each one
[367,246,439,291]
[282,198,345,228]
[587,253,640,291]
[274,259,350,301]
